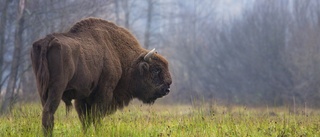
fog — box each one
[1,0,320,112]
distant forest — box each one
[1,0,320,108]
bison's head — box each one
[132,49,172,104]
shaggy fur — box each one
[30,18,172,136]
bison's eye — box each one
[152,68,161,74]
[151,68,162,85]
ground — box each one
[0,101,319,137]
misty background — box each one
[1,0,320,113]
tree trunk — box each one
[114,0,120,24]
[122,0,130,29]
[0,0,25,114]
[144,0,153,49]
[0,0,11,94]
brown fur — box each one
[31,18,172,136]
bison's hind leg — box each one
[75,99,92,133]
[42,85,66,137]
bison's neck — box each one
[107,27,146,69]
[117,49,141,69]
[110,48,144,110]
[104,27,147,109]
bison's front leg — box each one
[74,87,113,133]
[91,85,115,131]
[75,99,92,133]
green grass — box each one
[1,102,320,137]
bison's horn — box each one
[144,48,156,62]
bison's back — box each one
[69,18,119,34]
[68,18,144,53]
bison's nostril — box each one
[165,88,170,94]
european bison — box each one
[31,18,172,136]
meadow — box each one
[0,101,319,137]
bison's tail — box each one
[31,42,50,105]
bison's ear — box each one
[139,62,149,76]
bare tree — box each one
[122,0,130,29]
[0,0,11,93]
[1,0,25,114]
[285,0,320,107]
[143,0,154,49]
[114,0,120,24]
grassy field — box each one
[0,102,320,137]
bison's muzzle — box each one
[146,84,171,104]
[161,85,171,96]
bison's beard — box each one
[143,98,156,104]
[141,85,169,104]
[141,93,158,104]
